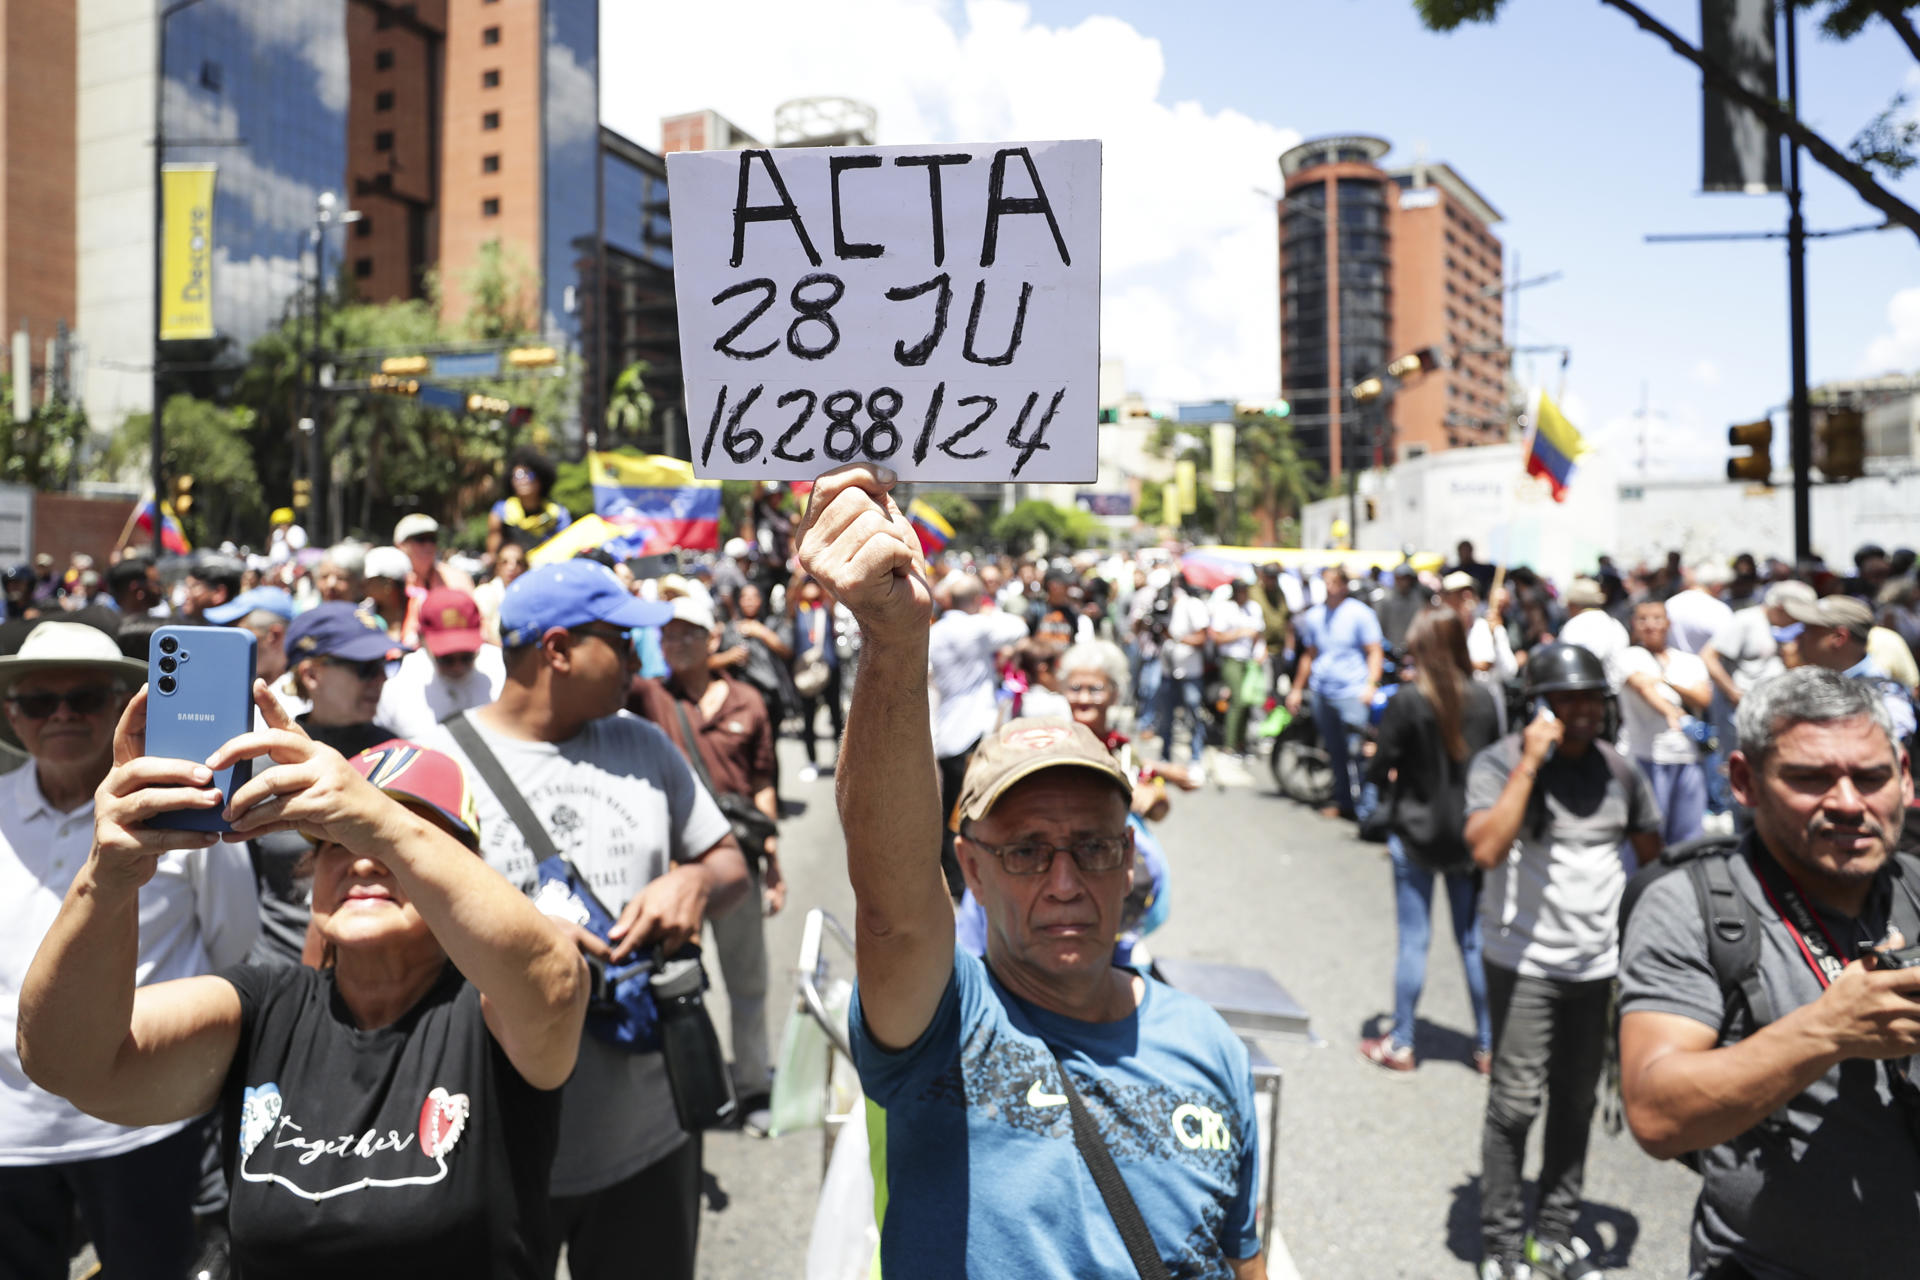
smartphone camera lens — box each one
[158,656,177,674]
[158,635,179,655]
[157,675,177,696]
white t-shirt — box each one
[1616,646,1708,764]
[1467,617,1517,679]
[0,763,257,1163]
[1208,598,1264,662]
[419,710,731,1195]
[375,644,507,741]
[927,609,1032,759]
[1706,606,1782,697]
[1662,589,1733,656]
[1162,593,1214,681]
[1558,608,1631,690]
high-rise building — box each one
[0,0,78,404]
[1276,135,1505,481]
[61,0,601,438]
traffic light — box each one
[505,346,559,369]
[369,373,421,395]
[506,406,533,428]
[1817,406,1865,481]
[465,393,512,417]
[1726,419,1772,483]
[171,474,194,517]
[1386,347,1449,379]
[292,477,312,511]
[380,356,431,376]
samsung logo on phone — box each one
[176,713,218,722]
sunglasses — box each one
[320,656,387,680]
[7,686,118,719]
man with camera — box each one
[419,560,749,1280]
[1619,667,1920,1279]
[629,593,785,1134]
[1464,643,1664,1280]
[798,465,1265,1280]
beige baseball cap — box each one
[955,717,1131,828]
[1782,593,1873,641]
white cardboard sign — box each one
[666,140,1102,482]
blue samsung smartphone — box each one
[145,625,257,833]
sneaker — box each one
[1477,1260,1532,1280]
[1189,765,1206,787]
[1525,1234,1601,1280]
[1358,1034,1415,1073]
[797,764,819,783]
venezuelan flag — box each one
[908,498,953,555]
[1526,392,1588,503]
[588,452,722,555]
[133,499,191,554]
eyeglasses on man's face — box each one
[962,832,1130,876]
[6,686,118,719]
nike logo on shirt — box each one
[1027,1079,1068,1108]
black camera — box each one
[1866,942,1920,970]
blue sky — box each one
[603,0,1920,478]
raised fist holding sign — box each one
[795,464,932,640]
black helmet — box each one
[1523,642,1608,697]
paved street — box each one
[693,740,1702,1280]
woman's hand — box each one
[91,688,226,894]
[205,682,386,850]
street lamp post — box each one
[151,0,208,561]
[305,191,360,546]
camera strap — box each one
[1747,845,1850,989]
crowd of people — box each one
[1,453,1918,1279]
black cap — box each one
[1523,643,1609,697]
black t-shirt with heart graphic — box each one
[218,961,561,1279]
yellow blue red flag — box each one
[1526,392,1588,502]
[908,498,954,554]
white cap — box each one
[364,546,412,581]
[394,513,440,544]
[1441,571,1478,593]
[667,596,716,632]
[723,537,752,560]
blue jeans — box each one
[1313,691,1374,818]
[1388,836,1491,1053]
[1156,673,1206,765]
[1641,758,1707,847]
[1135,653,1163,735]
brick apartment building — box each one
[1277,134,1506,481]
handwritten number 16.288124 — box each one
[699,381,1064,477]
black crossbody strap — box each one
[668,696,721,798]
[445,711,567,870]
[1048,1049,1173,1280]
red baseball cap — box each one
[347,740,481,849]
[419,588,484,657]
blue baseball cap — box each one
[500,561,671,648]
[285,601,396,664]
[205,586,296,626]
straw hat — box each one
[0,622,148,747]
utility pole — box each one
[1782,3,1811,564]
[306,191,359,547]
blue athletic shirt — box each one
[850,946,1261,1278]
[1298,597,1383,702]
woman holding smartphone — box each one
[1361,607,1501,1074]
[15,684,587,1279]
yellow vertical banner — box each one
[1209,423,1236,492]
[1174,459,1197,514]
[160,164,217,340]
[1162,481,1182,527]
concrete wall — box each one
[76,0,154,433]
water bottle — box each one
[651,952,738,1132]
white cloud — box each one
[225,1,349,115]
[600,0,1297,405]
[1863,286,1920,374]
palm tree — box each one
[1234,409,1320,545]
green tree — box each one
[0,376,91,491]
[101,395,262,548]
[605,361,656,443]
[1145,412,1320,544]
[448,239,541,342]
[991,499,1108,553]
[1414,0,1920,240]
